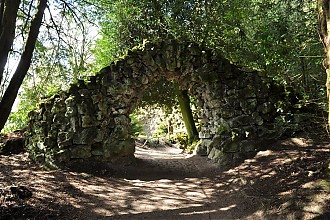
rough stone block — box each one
[77,100,94,115]
[223,140,239,153]
[194,140,211,156]
[240,140,258,152]
[257,102,274,114]
[229,115,254,127]
[81,116,94,128]
[58,140,72,148]
[103,138,135,158]
[208,148,223,163]
[54,149,70,163]
[73,128,97,145]
[70,145,92,159]
[91,144,104,156]
[65,106,77,117]
[199,131,211,139]
[94,130,105,142]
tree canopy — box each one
[0,0,327,133]
[0,0,97,132]
[91,0,324,107]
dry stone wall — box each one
[26,40,287,168]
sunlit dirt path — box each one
[0,135,330,219]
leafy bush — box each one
[3,111,28,133]
[129,113,145,137]
[169,132,200,153]
[170,132,189,147]
[154,123,168,137]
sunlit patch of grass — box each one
[319,180,330,192]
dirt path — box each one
[1,135,330,219]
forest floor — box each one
[0,132,330,219]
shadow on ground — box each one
[0,134,330,219]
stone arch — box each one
[26,40,285,168]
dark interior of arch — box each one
[26,40,287,168]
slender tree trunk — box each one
[0,0,47,132]
[318,0,330,128]
[0,0,21,84]
[174,83,198,142]
[0,0,6,34]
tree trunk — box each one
[0,0,21,84]
[318,0,330,128]
[174,83,198,142]
[0,0,47,132]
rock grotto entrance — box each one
[26,40,286,168]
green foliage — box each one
[4,3,98,133]
[187,140,202,154]
[169,132,200,153]
[129,113,145,137]
[4,0,325,134]
[320,180,330,192]
[139,78,177,112]
[3,77,61,133]
[91,0,324,100]
[3,110,30,133]
[274,98,328,137]
[170,132,189,147]
[87,0,327,140]
[155,123,168,136]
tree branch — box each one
[20,0,35,43]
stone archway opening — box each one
[26,40,287,168]
[128,75,202,157]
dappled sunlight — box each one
[178,204,237,217]
[134,146,184,160]
[0,135,329,219]
[65,175,218,215]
